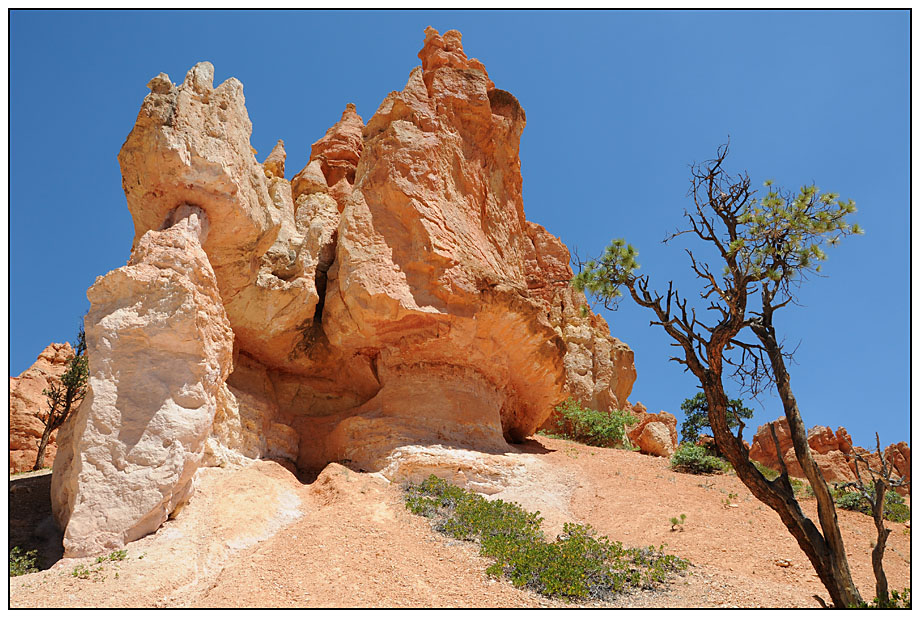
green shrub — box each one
[752,461,780,481]
[853,587,911,609]
[670,443,729,475]
[9,547,39,577]
[405,475,687,601]
[834,485,910,523]
[549,398,637,449]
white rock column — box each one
[51,205,233,557]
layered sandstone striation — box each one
[50,28,637,556]
[749,418,911,494]
[9,343,74,473]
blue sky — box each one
[9,10,910,448]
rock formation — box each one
[625,403,679,458]
[50,27,638,557]
[9,343,74,473]
[749,418,911,494]
[52,207,233,556]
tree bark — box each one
[33,423,53,471]
[870,479,890,606]
[748,317,862,608]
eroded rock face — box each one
[50,27,639,554]
[9,343,74,473]
[51,208,233,557]
[321,28,635,465]
[749,418,911,493]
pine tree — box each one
[33,325,88,471]
[573,143,869,607]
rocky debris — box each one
[626,403,679,457]
[378,445,523,494]
[49,28,637,555]
[749,418,911,494]
[51,207,234,557]
[9,343,74,473]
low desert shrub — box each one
[95,549,128,564]
[548,399,637,449]
[853,587,911,609]
[834,485,910,523]
[9,547,39,576]
[404,475,687,601]
[752,461,780,481]
[669,444,728,475]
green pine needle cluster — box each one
[732,184,861,282]
[679,392,753,444]
[572,239,639,304]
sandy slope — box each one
[9,436,911,608]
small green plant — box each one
[9,547,39,576]
[721,493,739,508]
[669,514,687,532]
[71,562,105,581]
[95,549,128,564]
[549,399,637,449]
[34,324,88,471]
[405,475,687,601]
[670,443,728,475]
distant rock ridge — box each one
[749,418,910,495]
[45,27,639,557]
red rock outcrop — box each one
[9,343,74,473]
[49,28,638,555]
[749,418,910,494]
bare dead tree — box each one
[840,434,909,607]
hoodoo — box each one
[50,28,637,557]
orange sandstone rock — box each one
[625,403,679,457]
[50,28,640,553]
[749,418,910,492]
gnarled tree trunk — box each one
[33,424,54,470]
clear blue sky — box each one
[9,10,910,449]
